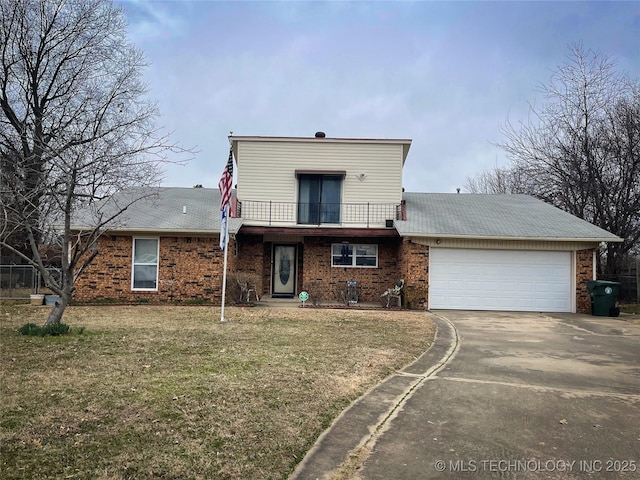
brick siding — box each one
[75,234,596,313]
[74,235,225,303]
[297,237,401,303]
[230,235,404,303]
[576,249,594,314]
[233,234,264,293]
[398,239,429,308]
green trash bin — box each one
[586,280,621,317]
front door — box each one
[272,245,296,297]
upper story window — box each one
[298,174,342,224]
[332,243,378,268]
[132,238,159,290]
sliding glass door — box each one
[298,174,341,224]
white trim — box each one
[571,251,577,313]
[131,237,160,291]
[409,237,601,251]
[231,135,412,145]
[405,234,621,243]
[592,250,597,280]
[104,229,221,235]
[331,243,378,268]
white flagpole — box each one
[219,133,233,323]
[220,240,229,323]
[220,205,229,323]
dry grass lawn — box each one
[0,304,435,479]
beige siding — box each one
[410,237,599,251]
[237,140,403,204]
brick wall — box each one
[300,237,401,303]
[74,235,225,303]
[233,234,265,295]
[398,239,429,308]
[232,236,403,302]
[75,234,593,313]
[576,248,594,314]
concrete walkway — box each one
[290,314,458,479]
[290,311,640,479]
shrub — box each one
[18,323,42,336]
[305,281,324,306]
[45,323,70,336]
[402,285,426,310]
[18,322,71,337]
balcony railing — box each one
[237,200,401,227]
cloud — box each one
[118,0,639,193]
[119,0,190,43]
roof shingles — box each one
[397,193,620,241]
[75,188,620,242]
[73,187,242,234]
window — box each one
[132,238,159,290]
[298,174,342,224]
[332,243,378,268]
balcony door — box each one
[272,245,296,297]
[298,174,341,224]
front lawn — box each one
[0,304,435,479]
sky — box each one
[118,0,639,194]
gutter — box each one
[71,220,244,237]
[398,233,623,243]
[72,228,230,236]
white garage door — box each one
[429,248,572,312]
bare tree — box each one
[595,84,640,270]
[468,44,639,273]
[464,166,531,194]
[0,0,189,325]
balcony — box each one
[237,200,401,228]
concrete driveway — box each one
[292,311,640,479]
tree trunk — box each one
[2,0,190,328]
[43,293,68,326]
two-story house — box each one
[73,133,621,313]
[230,132,410,303]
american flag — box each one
[218,147,234,210]
[219,204,229,251]
[219,147,234,251]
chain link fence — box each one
[0,265,61,299]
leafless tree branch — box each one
[466,44,639,273]
[0,0,193,325]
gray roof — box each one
[73,187,242,234]
[397,193,621,241]
[74,188,620,242]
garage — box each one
[429,248,572,312]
